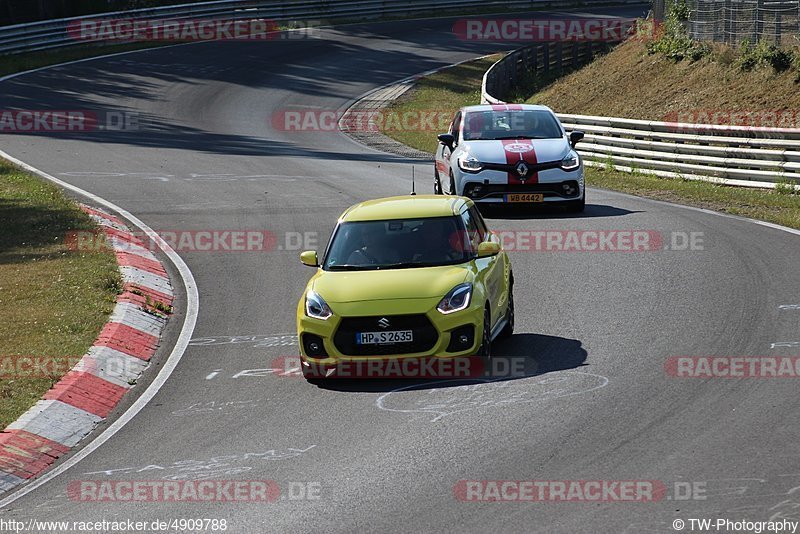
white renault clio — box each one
[434,104,586,212]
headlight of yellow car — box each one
[436,283,472,314]
[305,290,333,320]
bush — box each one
[737,39,797,72]
[647,0,710,62]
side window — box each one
[468,206,488,242]
[451,112,462,145]
[460,209,482,253]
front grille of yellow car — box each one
[333,315,438,356]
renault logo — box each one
[378,317,391,329]
[516,162,529,177]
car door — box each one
[462,206,504,331]
[435,114,452,180]
[473,206,509,327]
[438,111,461,194]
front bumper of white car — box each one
[454,166,585,204]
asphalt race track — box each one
[2,5,800,533]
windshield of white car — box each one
[462,110,563,141]
[323,216,473,271]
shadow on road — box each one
[478,203,639,220]
[310,332,588,393]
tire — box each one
[499,282,514,339]
[478,307,492,359]
[565,194,585,213]
[434,169,443,195]
[302,363,327,384]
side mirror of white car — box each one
[438,133,455,149]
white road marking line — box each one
[771,342,800,349]
[205,370,222,380]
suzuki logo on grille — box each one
[378,317,391,329]
[516,162,529,177]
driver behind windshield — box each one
[345,223,399,266]
[410,218,462,264]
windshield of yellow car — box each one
[323,216,473,270]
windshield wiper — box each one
[376,261,461,269]
[327,264,380,271]
[329,260,463,271]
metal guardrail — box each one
[0,0,645,55]
[481,44,800,187]
[482,41,615,105]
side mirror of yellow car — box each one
[300,250,319,267]
[477,241,501,258]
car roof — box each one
[460,103,554,113]
[340,195,471,222]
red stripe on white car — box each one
[501,140,539,185]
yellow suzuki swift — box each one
[296,195,513,381]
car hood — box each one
[312,265,471,303]
[462,138,570,164]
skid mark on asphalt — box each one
[189,334,297,348]
[82,446,317,481]
[170,400,260,418]
[376,371,609,422]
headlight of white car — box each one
[437,283,473,314]
[458,154,483,173]
[561,150,580,171]
[305,290,332,320]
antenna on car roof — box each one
[410,166,417,196]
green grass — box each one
[381,55,502,154]
[588,166,800,229]
[0,161,121,428]
[380,55,800,230]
